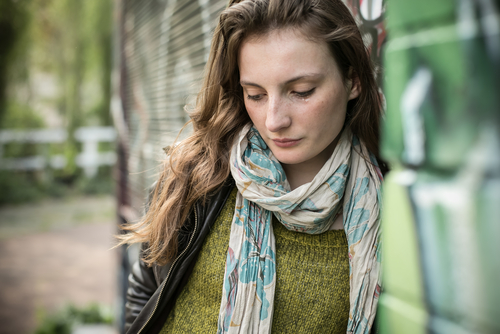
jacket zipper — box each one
[137,206,199,334]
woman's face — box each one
[238,28,360,176]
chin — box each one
[273,153,307,166]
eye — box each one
[246,94,264,101]
[294,88,315,98]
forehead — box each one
[238,28,341,84]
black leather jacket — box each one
[125,177,235,334]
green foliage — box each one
[0,169,114,205]
[62,142,79,177]
[0,171,43,204]
[35,303,113,334]
[3,141,38,159]
[43,179,69,198]
[1,100,45,159]
[3,100,45,129]
[34,315,72,334]
[0,0,32,126]
[66,304,113,324]
[76,171,115,196]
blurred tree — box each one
[35,0,113,176]
[92,0,113,127]
[0,0,31,127]
[2,0,114,178]
[0,0,113,197]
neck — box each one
[282,163,320,190]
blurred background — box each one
[0,0,499,334]
[0,0,116,334]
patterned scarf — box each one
[217,125,382,334]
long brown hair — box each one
[120,0,383,266]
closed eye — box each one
[247,94,264,101]
[294,88,315,98]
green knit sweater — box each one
[161,187,349,333]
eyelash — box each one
[246,88,316,101]
[294,88,315,98]
[247,94,263,101]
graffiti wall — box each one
[345,0,386,84]
[379,0,500,333]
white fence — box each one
[0,127,117,178]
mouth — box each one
[272,138,302,148]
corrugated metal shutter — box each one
[119,0,228,213]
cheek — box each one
[305,99,347,131]
[245,104,263,126]
[305,100,333,122]
[244,104,255,123]
[323,92,347,116]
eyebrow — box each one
[240,73,323,88]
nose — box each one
[265,95,291,132]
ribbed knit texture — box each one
[161,187,349,333]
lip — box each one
[272,138,302,148]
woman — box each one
[122,0,384,333]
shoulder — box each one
[151,175,235,276]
